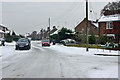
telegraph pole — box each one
[48,18,51,40]
[86,0,89,51]
[49,18,50,28]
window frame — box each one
[106,22,113,29]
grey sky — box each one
[2,1,115,34]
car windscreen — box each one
[43,40,49,42]
[18,39,28,42]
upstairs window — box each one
[106,22,113,29]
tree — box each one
[50,27,74,43]
[58,27,74,41]
[101,1,120,15]
[50,34,57,42]
[5,33,13,42]
[74,29,86,44]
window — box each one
[106,22,113,29]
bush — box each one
[89,33,96,44]
[99,35,108,45]
[13,37,20,42]
[5,33,13,42]
[62,41,66,45]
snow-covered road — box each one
[1,41,119,78]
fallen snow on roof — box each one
[5,31,10,34]
[91,22,99,28]
[98,14,120,22]
[0,30,4,33]
[50,29,58,35]
[25,33,30,37]
[0,24,7,28]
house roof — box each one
[75,18,99,29]
[0,30,4,33]
[0,24,8,28]
[50,29,58,35]
[89,20,99,28]
[98,14,120,22]
[92,23,98,28]
[0,30,10,34]
[5,31,10,34]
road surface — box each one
[1,41,118,78]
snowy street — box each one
[0,41,119,78]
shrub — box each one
[89,33,96,44]
[99,35,108,45]
[13,37,20,42]
[5,33,13,42]
[61,41,66,45]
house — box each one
[50,26,57,34]
[75,18,99,36]
[42,26,57,39]
[0,24,10,39]
[30,31,37,40]
[98,13,120,43]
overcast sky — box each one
[1,0,118,35]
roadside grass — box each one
[64,44,120,51]
[64,44,101,49]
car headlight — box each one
[26,43,29,45]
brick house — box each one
[50,26,57,34]
[75,18,99,36]
[30,31,37,40]
[30,26,58,40]
[41,26,57,40]
[98,14,120,43]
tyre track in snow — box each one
[2,41,61,78]
[2,41,118,78]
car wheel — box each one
[15,47,18,50]
[27,46,30,50]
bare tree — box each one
[101,1,120,16]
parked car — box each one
[15,38,31,50]
[42,39,50,46]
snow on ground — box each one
[1,41,119,59]
[49,44,120,56]
[4,41,16,46]
[88,65,118,78]
[0,41,32,59]
[49,44,118,78]
[34,43,118,78]
[1,41,119,78]
[0,41,42,59]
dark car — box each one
[42,39,50,46]
[15,38,31,50]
